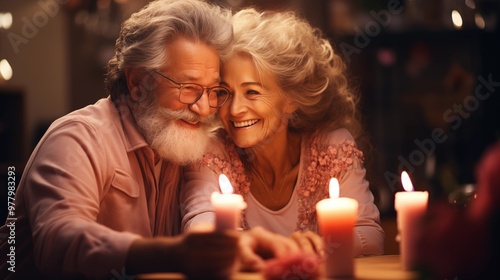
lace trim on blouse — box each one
[201,131,364,232]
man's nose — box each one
[189,91,212,117]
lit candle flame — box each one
[401,171,414,192]
[329,178,340,198]
[219,174,234,194]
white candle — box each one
[316,178,358,278]
[210,174,247,232]
[394,171,429,270]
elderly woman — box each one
[181,8,384,257]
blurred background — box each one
[1,0,499,253]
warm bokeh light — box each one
[465,0,476,9]
[0,59,13,81]
[475,13,485,29]
[401,171,414,192]
[329,177,340,198]
[452,10,463,29]
[0,12,13,29]
[218,174,234,194]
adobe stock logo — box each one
[7,0,69,54]
[338,0,404,63]
[384,74,500,191]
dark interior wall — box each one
[348,28,499,213]
[67,21,109,111]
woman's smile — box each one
[233,119,259,128]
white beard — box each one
[132,94,219,165]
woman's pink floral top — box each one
[181,128,384,256]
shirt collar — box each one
[112,95,149,152]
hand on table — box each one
[237,226,300,271]
[258,231,322,280]
[289,230,325,259]
[238,227,321,280]
[180,224,240,279]
[126,226,239,280]
[127,225,321,279]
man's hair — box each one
[105,0,233,101]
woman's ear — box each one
[125,68,144,102]
[284,100,298,114]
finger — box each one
[291,233,315,254]
[304,231,325,258]
[290,231,326,259]
[277,234,301,256]
[251,227,300,258]
[238,233,265,271]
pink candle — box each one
[394,171,429,270]
[316,178,358,278]
[210,174,247,232]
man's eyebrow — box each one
[177,74,221,84]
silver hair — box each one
[105,0,233,101]
[230,9,361,137]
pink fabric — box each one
[0,97,182,279]
[245,187,300,236]
[181,128,384,256]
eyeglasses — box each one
[153,70,231,108]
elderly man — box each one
[0,1,298,279]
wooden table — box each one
[137,255,418,279]
[354,255,418,280]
